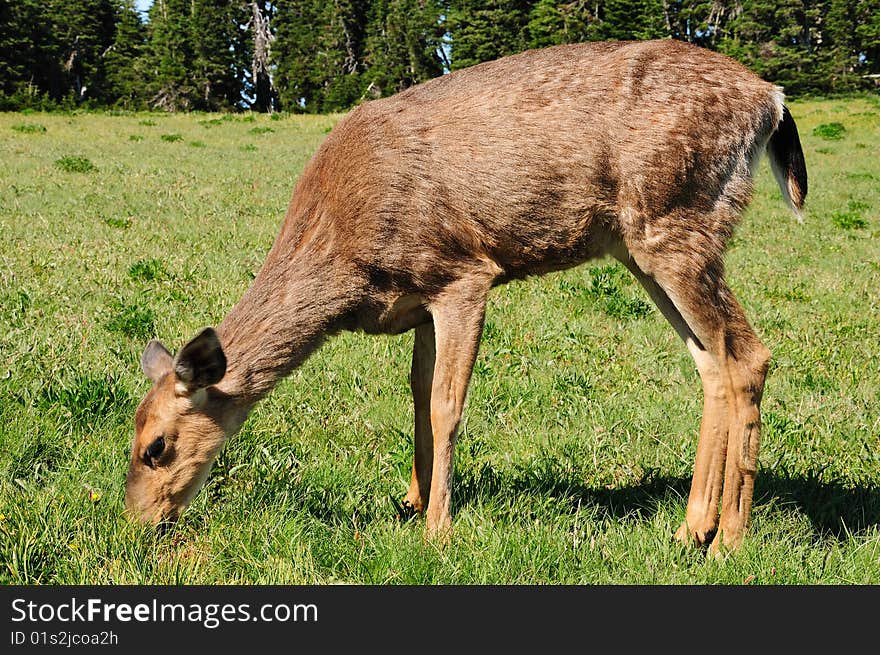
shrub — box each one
[812,122,846,140]
[12,124,46,133]
[831,211,867,230]
[54,156,96,173]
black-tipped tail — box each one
[768,105,808,216]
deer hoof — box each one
[674,520,717,548]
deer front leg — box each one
[423,281,487,540]
[402,321,436,515]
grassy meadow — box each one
[1,97,878,584]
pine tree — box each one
[319,0,370,110]
[447,0,534,71]
[823,0,856,89]
[527,0,567,48]
[273,0,328,111]
[45,0,117,104]
[363,0,445,96]
[146,0,196,110]
[600,0,669,41]
[526,0,601,48]
[676,0,724,46]
[190,0,249,111]
[0,0,56,107]
[273,0,370,112]
[717,0,821,95]
[855,0,880,76]
[104,0,147,108]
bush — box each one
[54,156,96,173]
[12,124,47,134]
[812,123,846,140]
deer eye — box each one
[144,436,166,465]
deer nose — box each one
[124,475,161,525]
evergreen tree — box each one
[0,0,56,107]
[717,0,821,95]
[45,0,117,104]
[273,0,370,112]
[526,0,605,48]
[600,0,669,41]
[675,0,724,46]
[4,0,880,110]
[319,0,370,110]
[190,0,249,111]
[273,0,329,111]
[824,0,863,90]
[855,0,880,76]
[146,0,196,110]
[363,0,446,96]
[104,0,147,108]
[447,0,535,70]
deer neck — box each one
[215,246,356,405]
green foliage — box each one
[273,0,375,112]
[54,155,97,173]
[11,124,47,133]
[447,1,532,71]
[362,0,446,96]
[38,374,131,429]
[104,0,147,109]
[105,216,132,228]
[160,133,183,142]
[188,0,250,111]
[128,259,166,281]
[104,301,156,339]
[831,211,868,229]
[813,122,848,139]
[600,0,668,41]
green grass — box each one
[1,99,879,584]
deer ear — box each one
[141,340,173,383]
[173,327,227,393]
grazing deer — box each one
[126,39,807,554]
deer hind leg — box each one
[622,250,769,552]
[423,279,488,540]
[618,257,728,546]
[713,291,770,554]
[403,321,436,514]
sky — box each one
[135,0,153,16]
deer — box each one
[126,39,807,555]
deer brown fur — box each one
[127,39,807,554]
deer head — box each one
[125,327,243,525]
